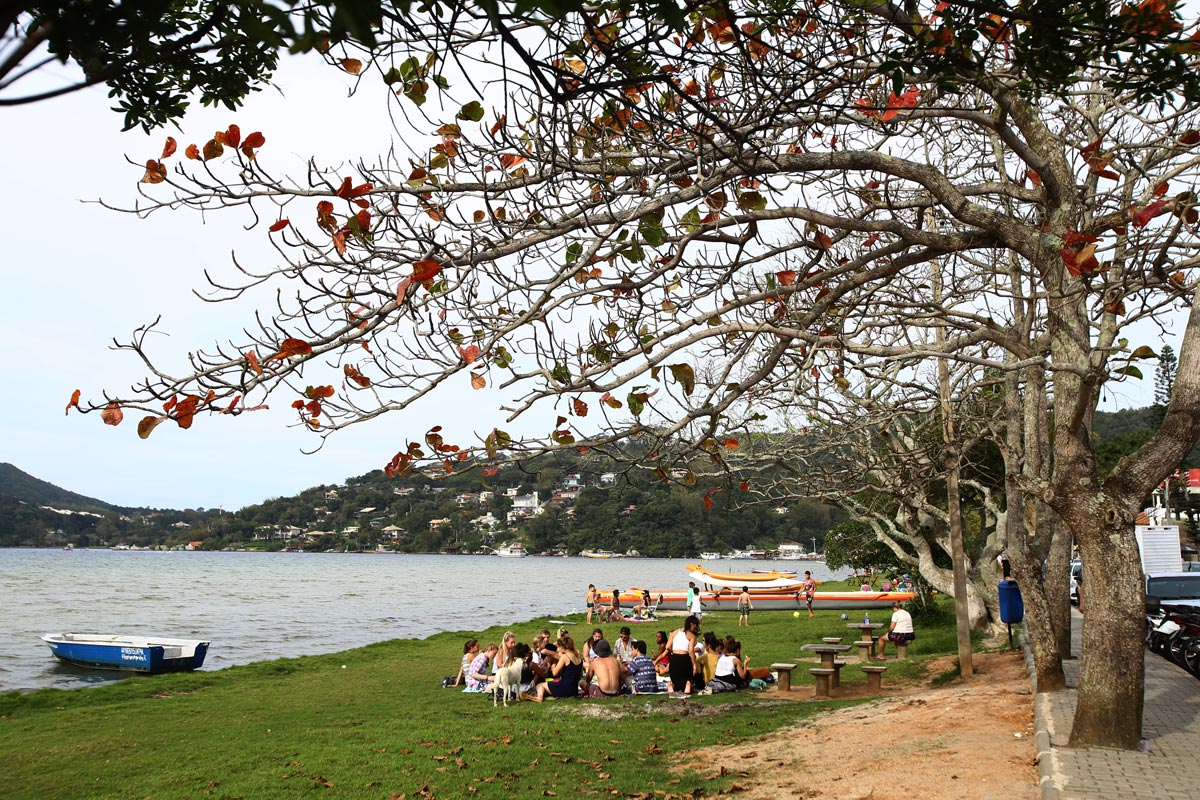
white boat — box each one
[580,549,619,559]
[699,552,722,560]
[495,544,528,558]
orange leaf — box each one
[240,131,265,160]
[305,385,335,399]
[814,231,833,249]
[222,395,241,413]
[471,371,486,389]
[340,58,363,74]
[395,277,413,304]
[185,143,201,160]
[65,389,81,415]
[140,160,167,184]
[173,395,200,429]
[460,344,481,363]
[704,495,714,510]
[723,438,739,449]
[267,338,313,361]
[344,364,372,387]
[776,270,797,286]
[137,415,167,439]
[572,397,588,417]
[269,218,289,232]
[101,402,124,426]
[161,137,177,159]
[499,153,526,170]
[412,259,443,282]
[246,349,263,375]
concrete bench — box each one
[895,642,909,659]
[771,662,798,692]
[861,664,888,693]
[809,667,836,698]
[851,639,877,662]
[831,660,846,689]
[821,636,844,644]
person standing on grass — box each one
[689,584,705,618]
[738,585,753,626]
[878,601,914,658]
[802,571,817,617]
[667,615,702,696]
[586,584,598,623]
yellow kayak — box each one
[685,564,804,584]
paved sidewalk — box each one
[1030,610,1200,800]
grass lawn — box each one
[0,593,977,799]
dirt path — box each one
[678,650,1038,800]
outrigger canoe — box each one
[42,633,209,674]
[618,564,914,611]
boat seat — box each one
[161,647,183,659]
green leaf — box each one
[1115,365,1144,379]
[680,206,702,233]
[551,363,571,384]
[383,67,403,85]
[1130,345,1157,360]
[639,209,666,246]
[457,101,485,121]
[737,191,767,211]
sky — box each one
[0,46,1182,512]
[1,53,513,511]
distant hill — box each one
[0,463,119,511]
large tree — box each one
[72,1,1200,748]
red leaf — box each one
[222,395,241,413]
[140,160,166,184]
[344,364,371,387]
[240,131,265,160]
[246,349,263,375]
[304,399,322,417]
[412,259,443,283]
[395,277,413,304]
[1131,199,1168,228]
[1180,130,1200,146]
[1026,170,1042,187]
[814,231,833,249]
[1153,181,1169,197]
[65,389,81,415]
[863,233,880,248]
[572,397,588,417]
[739,480,750,491]
[499,153,526,170]
[269,219,289,232]
[161,137,177,160]
[703,495,714,510]
[185,143,201,160]
[173,395,200,429]
[723,438,739,449]
[776,270,797,286]
[267,338,314,361]
[101,402,124,426]
[223,124,241,148]
[460,344,481,364]
[306,385,335,399]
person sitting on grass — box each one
[878,601,915,658]
[652,630,670,674]
[448,638,479,687]
[584,638,628,697]
[614,626,635,664]
[627,639,661,694]
[584,627,604,662]
[530,634,583,702]
[465,642,498,692]
[706,637,749,693]
[511,642,540,697]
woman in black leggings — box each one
[667,614,701,695]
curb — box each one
[1021,630,1062,800]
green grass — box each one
[0,603,969,800]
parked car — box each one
[1069,560,1082,605]
[1145,572,1200,611]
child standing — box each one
[738,586,753,626]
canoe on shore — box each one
[621,587,914,612]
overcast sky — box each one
[0,49,1177,512]
[1,53,508,511]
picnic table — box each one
[800,642,852,670]
[846,622,885,642]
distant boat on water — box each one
[580,549,619,559]
[494,544,528,558]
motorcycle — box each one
[1146,603,1181,655]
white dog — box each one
[492,657,525,707]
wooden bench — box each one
[861,664,888,693]
[809,667,836,697]
[821,636,844,644]
[771,662,798,692]
[851,639,877,662]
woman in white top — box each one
[667,615,701,695]
[878,601,914,657]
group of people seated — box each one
[447,616,769,701]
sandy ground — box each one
[677,650,1039,800]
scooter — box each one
[1146,604,1181,655]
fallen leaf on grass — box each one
[740,752,758,759]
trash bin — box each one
[997,579,1024,624]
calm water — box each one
[0,549,845,692]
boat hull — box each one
[625,588,913,611]
[42,634,209,674]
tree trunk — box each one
[1069,515,1145,748]
[1047,522,1074,660]
[1011,545,1067,691]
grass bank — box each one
[0,595,976,799]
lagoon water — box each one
[0,549,846,693]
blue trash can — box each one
[998,579,1024,624]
